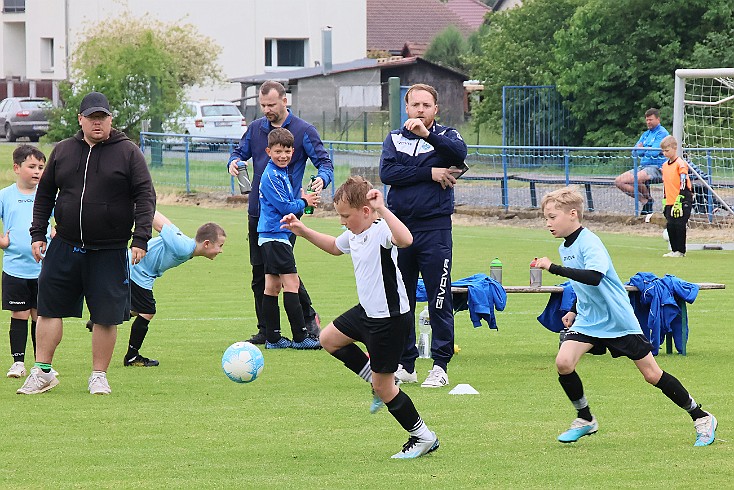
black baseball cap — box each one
[79,92,112,117]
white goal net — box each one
[673,68,734,228]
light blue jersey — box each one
[129,223,195,290]
[560,228,641,338]
[0,183,51,279]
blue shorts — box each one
[37,240,131,325]
[333,305,411,373]
[641,165,663,183]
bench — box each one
[449,282,725,355]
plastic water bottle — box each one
[530,257,542,287]
[235,163,251,195]
[490,257,503,284]
[417,306,431,358]
[304,175,316,215]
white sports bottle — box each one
[417,306,431,358]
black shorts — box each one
[333,305,411,373]
[2,272,38,311]
[564,331,652,361]
[260,240,297,275]
[131,281,156,315]
[37,240,131,325]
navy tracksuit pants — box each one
[397,228,454,373]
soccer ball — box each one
[221,341,264,383]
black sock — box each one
[262,294,281,343]
[126,316,150,360]
[283,292,306,342]
[559,371,592,422]
[9,318,28,362]
[331,344,371,382]
[655,371,706,420]
[30,320,37,356]
[386,390,423,432]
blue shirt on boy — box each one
[0,184,50,279]
[129,223,195,290]
[559,228,641,338]
[257,160,305,242]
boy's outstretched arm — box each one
[535,256,603,286]
[367,189,412,248]
[153,211,173,233]
[280,213,342,256]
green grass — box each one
[1,205,732,489]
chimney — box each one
[322,26,333,74]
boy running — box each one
[534,187,716,446]
[281,176,439,459]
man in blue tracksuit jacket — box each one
[227,81,333,344]
[379,83,467,388]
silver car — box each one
[0,97,51,142]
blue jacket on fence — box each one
[417,273,507,329]
[537,282,577,333]
[627,272,699,355]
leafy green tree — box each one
[468,0,581,136]
[45,14,223,142]
[553,0,734,145]
[424,25,469,72]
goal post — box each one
[672,68,734,221]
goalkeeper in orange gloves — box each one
[660,136,693,257]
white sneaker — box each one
[391,431,440,459]
[395,364,418,383]
[16,367,59,394]
[421,366,449,388]
[88,372,111,395]
[663,251,685,257]
[7,361,26,378]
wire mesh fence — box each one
[140,132,733,223]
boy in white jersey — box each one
[1,145,50,378]
[86,211,226,366]
[534,187,716,446]
[280,176,439,459]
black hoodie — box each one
[30,128,156,250]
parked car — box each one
[168,100,247,144]
[0,97,51,142]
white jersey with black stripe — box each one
[335,219,410,318]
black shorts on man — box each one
[36,239,131,325]
[260,240,297,275]
[2,272,38,311]
[333,304,411,373]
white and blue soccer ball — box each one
[222,341,264,383]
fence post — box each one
[502,146,509,210]
[329,142,336,200]
[388,77,401,131]
[632,151,639,216]
[345,110,349,141]
[184,136,191,194]
[363,112,368,149]
[706,150,714,222]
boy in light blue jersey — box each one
[1,145,52,378]
[86,211,226,366]
[535,187,716,447]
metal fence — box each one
[140,132,734,220]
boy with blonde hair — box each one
[534,186,716,446]
[281,176,439,459]
[660,135,693,257]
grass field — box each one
[1,204,732,489]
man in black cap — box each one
[16,91,156,395]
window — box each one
[2,0,25,13]
[264,39,306,68]
[40,38,54,71]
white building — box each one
[0,0,366,104]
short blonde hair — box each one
[660,135,678,150]
[333,176,373,208]
[541,186,584,221]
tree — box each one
[468,0,581,136]
[553,0,734,145]
[424,25,469,72]
[45,14,223,142]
